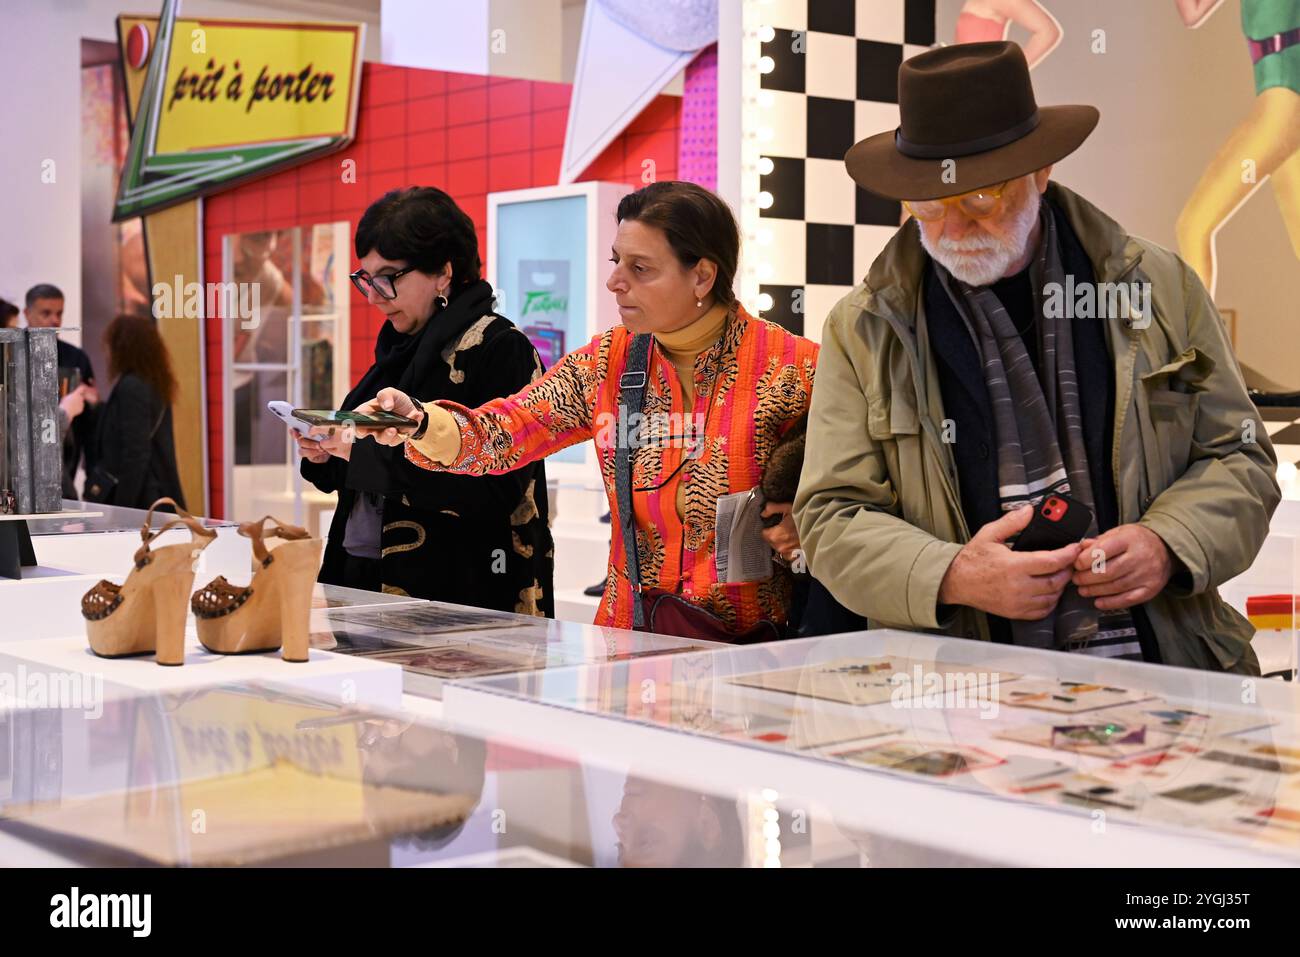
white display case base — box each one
[0,634,404,710]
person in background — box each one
[297,186,554,615]
[757,414,868,638]
[612,774,745,867]
[355,181,819,642]
[0,298,19,328]
[23,284,98,499]
[86,316,185,510]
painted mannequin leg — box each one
[1176,88,1300,297]
[1269,137,1300,263]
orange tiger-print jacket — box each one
[406,303,819,632]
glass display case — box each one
[24,500,232,537]
[313,603,718,699]
[444,629,1300,866]
[0,677,868,867]
[4,514,1300,867]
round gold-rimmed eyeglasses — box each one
[903,181,1011,222]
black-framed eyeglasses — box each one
[350,265,418,301]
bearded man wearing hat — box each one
[794,42,1279,672]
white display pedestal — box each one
[0,575,116,643]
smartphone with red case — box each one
[1011,491,1094,552]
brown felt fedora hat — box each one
[845,41,1098,201]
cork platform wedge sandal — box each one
[82,498,218,666]
[190,516,323,661]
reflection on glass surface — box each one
[612,774,746,867]
[231,229,294,369]
[226,222,350,527]
[234,368,291,468]
[299,223,342,411]
[0,680,487,866]
[310,583,428,611]
[0,672,867,867]
[312,606,717,699]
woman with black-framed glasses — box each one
[295,186,554,616]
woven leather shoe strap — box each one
[238,515,311,567]
[132,497,217,566]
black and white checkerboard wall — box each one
[756,0,936,341]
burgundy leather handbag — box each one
[638,588,781,644]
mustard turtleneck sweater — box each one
[652,303,727,407]
[411,304,730,505]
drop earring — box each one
[435,291,449,311]
[696,298,703,308]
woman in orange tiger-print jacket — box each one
[351,181,819,637]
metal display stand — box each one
[0,518,36,579]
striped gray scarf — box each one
[934,203,1098,650]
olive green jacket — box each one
[793,182,1280,673]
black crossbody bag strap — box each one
[615,333,654,628]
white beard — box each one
[919,183,1041,287]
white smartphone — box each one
[267,400,316,435]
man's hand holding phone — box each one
[939,505,1082,621]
